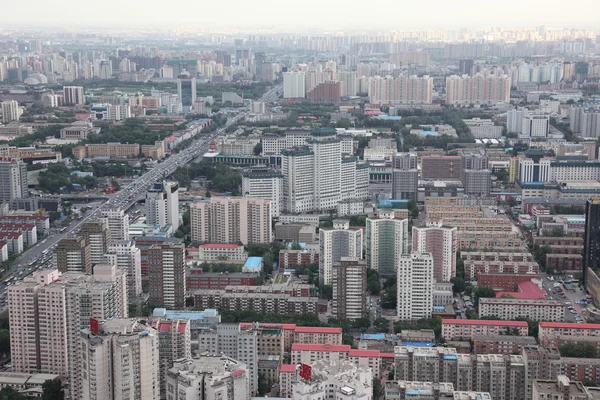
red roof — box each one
[380,353,395,358]
[0,224,35,231]
[187,247,199,252]
[201,244,239,249]
[291,343,350,352]
[280,364,297,373]
[496,280,546,300]
[178,322,188,333]
[442,319,528,327]
[539,322,600,330]
[294,327,342,334]
[158,322,171,332]
[349,350,381,357]
[0,215,47,221]
[231,369,245,377]
[239,322,297,330]
[0,232,22,238]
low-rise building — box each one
[186,271,258,290]
[479,298,565,321]
[279,248,319,269]
[193,243,248,263]
[473,335,537,355]
[442,319,529,341]
[539,322,600,350]
[532,375,591,400]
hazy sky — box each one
[2,0,599,30]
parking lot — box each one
[540,272,590,323]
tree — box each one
[367,269,381,296]
[42,378,65,400]
[533,245,552,271]
[373,379,384,400]
[257,372,269,396]
[559,342,598,358]
[253,142,262,156]
[515,317,539,339]
[474,286,496,300]
[0,387,27,400]
[0,330,9,357]
[319,285,333,300]
[451,277,466,294]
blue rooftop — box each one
[444,354,458,360]
[361,333,386,340]
[373,115,403,121]
[378,199,410,209]
[419,130,438,135]
[244,257,263,270]
[566,217,585,222]
[155,308,218,320]
[402,341,435,347]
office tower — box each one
[54,236,92,274]
[283,71,306,98]
[81,220,111,266]
[368,75,433,104]
[0,100,19,123]
[392,169,419,201]
[281,147,315,213]
[177,71,197,106]
[109,240,142,297]
[150,319,191,398]
[584,200,600,291]
[166,356,249,400]
[309,130,343,210]
[0,158,27,201]
[319,220,363,285]
[336,71,358,96]
[520,114,550,138]
[365,213,408,277]
[254,51,265,78]
[507,108,529,134]
[445,74,511,105]
[148,243,186,308]
[412,221,457,282]
[80,318,159,400]
[459,59,474,75]
[101,206,130,241]
[332,257,367,320]
[146,181,180,229]
[463,169,492,196]
[397,252,434,320]
[63,86,85,106]
[190,197,272,245]
[242,167,283,218]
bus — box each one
[59,227,67,233]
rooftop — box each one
[291,343,351,352]
[442,319,528,327]
[539,321,600,330]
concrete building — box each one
[442,319,529,341]
[332,257,367,320]
[0,100,20,123]
[54,236,92,274]
[190,197,272,245]
[532,375,591,400]
[177,71,197,107]
[421,156,463,180]
[412,221,457,283]
[319,219,363,285]
[520,114,550,138]
[445,74,511,105]
[337,71,358,97]
[463,170,492,196]
[146,181,180,229]
[283,71,306,99]
[80,220,111,266]
[507,108,529,134]
[165,356,249,400]
[479,298,565,321]
[101,206,130,241]
[464,118,503,139]
[539,322,600,350]
[0,158,27,202]
[148,243,186,309]
[392,169,419,201]
[241,166,283,217]
[368,75,433,104]
[397,253,434,321]
[109,239,142,297]
[79,318,159,400]
[365,213,408,277]
[59,121,95,140]
[193,244,248,263]
[63,86,85,106]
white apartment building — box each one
[146,181,180,229]
[368,75,433,105]
[412,221,457,283]
[365,214,408,277]
[441,319,529,341]
[397,252,435,321]
[507,108,529,134]
[195,244,248,263]
[80,319,159,400]
[261,130,354,156]
[479,298,565,321]
[520,114,550,138]
[319,220,363,285]
[283,71,306,98]
[571,108,600,138]
[550,161,600,183]
[0,100,20,123]
[337,71,358,97]
[241,167,283,217]
[445,74,511,105]
[109,239,142,297]
[463,118,503,139]
[332,257,366,320]
[166,356,249,400]
[101,206,130,241]
[190,197,272,245]
[63,86,85,106]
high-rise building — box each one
[146,181,180,229]
[150,318,191,397]
[177,71,197,106]
[166,355,249,400]
[507,108,529,134]
[421,156,463,180]
[368,75,433,104]
[336,71,358,97]
[445,74,511,105]
[281,147,315,213]
[80,318,159,400]
[0,157,27,201]
[365,212,408,277]
[148,243,186,309]
[242,166,283,218]
[392,169,419,201]
[412,221,458,283]
[397,252,435,320]
[319,220,363,285]
[0,100,20,123]
[109,239,142,297]
[584,200,600,293]
[54,236,92,274]
[520,114,550,138]
[332,257,367,320]
[63,86,85,106]
[283,71,306,99]
[80,220,111,266]
[101,206,130,241]
[190,197,272,245]
[463,169,492,197]
[459,59,474,75]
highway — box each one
[0,84,281,307]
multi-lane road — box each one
[2,85,281,289]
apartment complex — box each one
[146,181,180,229]
[147,242,186,309]
[412,221,458,282]
[241,166,283,217]
[54,236,92,274]
[479,298,565,321]
[365,213,408,277]
[319,219,363,285]
[397,252,434,321]
[445,74,511,105]
[100,206,130,241]
[442,319,529,341]
[108,239,142,297]
[332,257,367,320]
[0,157,28,202]
[539,322,600,350]
[368,75,433,104]
[190,197,272,245]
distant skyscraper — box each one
[584,200,600,290]
[177,71,196,106]
[459,59,474,75]
[146,181,180,229]
[63,86,85,106]
[366,212,408,277]
[0,100,20,123]
[397,252,435,321]
[0,158,27,201]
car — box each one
[565,301,571,305]
[554,283,561,287]
[570,309,577,314]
